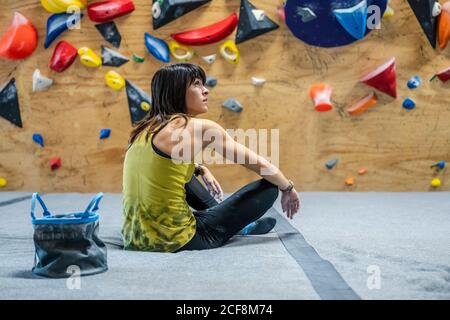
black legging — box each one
[178,176,279,251]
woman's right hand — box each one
[281,188,300,219]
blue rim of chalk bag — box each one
[30,192,103,225]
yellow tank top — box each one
[122,119,196,252]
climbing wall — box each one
[0,0,449,192]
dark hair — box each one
[128,63,206,146]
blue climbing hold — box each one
[45,13,83,49]
[431,160,446,170]
[32,133,44,147]
[205,76,217,88]
[407,75,422,89]
[144,32,170,63]
[99,128,111,139]
[333,0,369,40]
[402,98,416,110]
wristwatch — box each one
[280,180,294,193]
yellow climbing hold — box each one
[140,101,151,112]
[105,71,125,91]
[169,40,194,61]
[0,177,7,188]
[384,0,394,17]
[220,40,240,65]
[41,0,87,13]
[431,178,441,188]
[78,47,102,68]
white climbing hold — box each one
[251,77,266,86]
[202,54,217,64]
[432,2,442,17]
[32,69,53,92]
[252,9,266,21]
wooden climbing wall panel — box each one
[0,0,449,192]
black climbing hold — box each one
[125,80,152,125]
[0,79,22,128]
[95,21,122,48]
[101,46,129,67]
[235,0,279,44]
[152,0,211,30]
[407,0,438,48]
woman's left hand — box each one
[198,165,224,202]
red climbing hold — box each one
[0,12,38,60]
[171,13,238,46]
[49,40,78,72]
[360,57,397,98]
[50,157,61,171]
[434,66,450,82]
[88,0,135,23]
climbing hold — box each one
[360,57,397,98]
[325,158,338,170]
[88,0,135,23]
[140,101,151,112]
[220,40,240,65]
[285,0,387,48]
[222,98,243,112]
[169,40,194,61]
[431,160,446,170]
[49,40,78,72]
[407,75,422,89]
[32,133,45,147]
[431,66,450,82]
[152,0,211,30]
[50,157,61,171]
[40,0,87,13]
[205,76,217,88]
[333,0,369,40]
[433,2,442,17]
[402,98,416,110]
[132,53,145,63]
[0,178,7,188]
[384,0,394,17]
[277,5,286,23]
[0,79,22,128]
[347,92,378,116]
[431,178,441,188]
[32,69,53,93]
[99,128,111,139]
[438,2,450,50]
[0,12,38,60]
[105,70,125,91]
[45,13,83,49]
[125,80,152,125]
[145,32,170,63]
[345,177,355,186]
[309,83,333,112]
[358,168,368,175]
[171,13,238,45]
[251,77,266,86]
[201,54,216,64]
[78,47,102,67]
[95,21,122,48]
[407,0,439,48]
[236,0,279,44]
[101,46,129,67]
[296,7,317,23]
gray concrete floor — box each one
[0,192,449,300]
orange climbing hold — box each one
[438,2,450,49]
[358,168,368,175]
[309,83,333,112]
[345,177,355,186]
[347,92,378,116]
[0,12,38,60]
